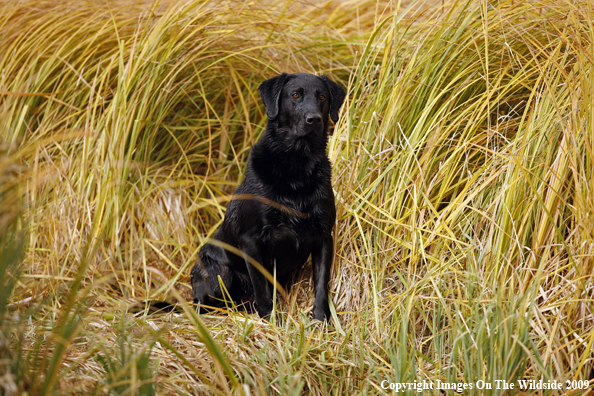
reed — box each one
[1,0,592,394]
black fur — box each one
[191,73,346,321]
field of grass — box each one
[1,0,593,394]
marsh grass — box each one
[1,0,593,394]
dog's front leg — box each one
[240,239,273,319]
[311,234,333,321]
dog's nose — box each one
[305,113,322,125]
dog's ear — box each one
[320,75,346,123]
[258,73,289,120]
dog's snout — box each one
[305,113,322,125]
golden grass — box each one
[1,0,593,394]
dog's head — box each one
[258,73,346,141]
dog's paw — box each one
[313,305,330,322]
[191,266,211,304]
[192,283,209,305]
[257,308,272,321]
[260,312,272,322]
[255,300,273,320]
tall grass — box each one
[1,0,593,394]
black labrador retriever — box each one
[191,72,346,321]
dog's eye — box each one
[292,93,300,99]
[319,95,326,100]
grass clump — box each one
[1,0,593,394]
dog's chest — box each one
[261,209,320,270]
[262,208,317,242]
[266,221,316,275]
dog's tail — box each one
[129,301,183,315]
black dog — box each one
[191,73,345,321]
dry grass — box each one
[1,0,593,395]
